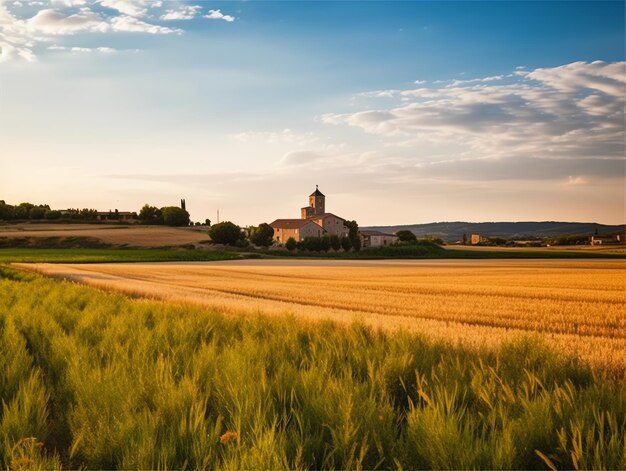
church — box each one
[270,186,349,243]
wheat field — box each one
[21,259,626,374]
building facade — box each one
[271,186,349,243]
[270,219,324,243]
[360,230,398,248]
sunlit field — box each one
[1,266,625,469]
[21,259,626,374]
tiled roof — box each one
[270,219,322,229]
[307,213,346,221]
[310,187,325,197]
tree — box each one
[462,233,468,245]
[44,210,61,220]
[161,206,190,227]
[340,236,352,252]
[345,220,361,251]
[330,234,341,251]
[209,221,243,246]
[320,235,331,252]
[285,237,297,251]
[0,202,15,220]
[139,204,163,224]
[250,223,274,247]
[396,230,417,243]
[29,206,46,220]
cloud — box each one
[160,5,201,21]
[204,9,234,22]
[48,44,118,52]
[323,61,625,162]
[0,0,197,62]
[110,15,180,34]
[99,0,158,18]
[280,151,325,166]
[25,8,107,34]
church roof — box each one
[307,213,345,222]
[270,219,323,229]
[310,186,325,197]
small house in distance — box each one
[96,210,138,222]
[470,233,488,245]
[590,234,622,245]
[270,186,349,243]
[360,230,398,248]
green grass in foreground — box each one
[1,266,625,470]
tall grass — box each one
[0,266,624,469]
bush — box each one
[250,223,275,247]
[285,237,297,251]
[44,210,61,220]
[209,221,243,246]
[329,235,341,251]
[161,207,190,227]
[28,207,46,220]
[340,236,352,252]
[396,230,417,243]
[139,204,163,225]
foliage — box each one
[396,230,417,243]
[209,222,244,246]
[139,205,163,225]
[161,207,190,227]
[340,236,352,252]
[44,210,61,220]
[285,237,297,251]
[249,223,274,247]
[329,234,341,251]
[0,267,624,470]
[345,220,360,251]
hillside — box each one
[362,221,626,242]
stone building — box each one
[270,186,349,243]
[360,230,398,248]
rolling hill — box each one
[361,221,626,242]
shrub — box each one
[396,230,417,243]
[285,237,297,251]
[329,234,341,251]
[340,236,352,252]
[161,207,190,227]
[209,222,243,246]
[44,210,61,220]
[250,223,275,247]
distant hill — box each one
[361,222,626,242]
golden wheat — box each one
[17,259,626,373]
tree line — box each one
[208,220,362,251]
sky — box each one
[0,0,624,226]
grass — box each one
[24,259,626,374]
[1,266,625,469]
[0,248,245,264]
[2,242,623,264]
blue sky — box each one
[1,1,624,225]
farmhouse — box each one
[590,234,622,245]
[360,230,398,248]
[470,233,488,245]
[270,186,349,242]
[96,210,138,222]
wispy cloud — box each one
[324,61,625,164]
[160,5,201,21]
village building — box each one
[270,219,324,244]
[590,234,622,245]
[270,186,349,243]
[470,233,488,245]
[360,230,398,248]
[96,210,138,222]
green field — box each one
[1,267,625,469]
[1,244,624,264]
